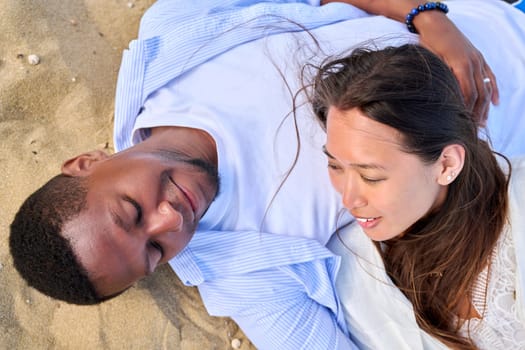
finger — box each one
[454,65,477,114]
[471,50,497,125]
[474,72,493,126]
[484,64,499,105]
[461,69,477,115]
[477,91,491,128]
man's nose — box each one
[145,200,183,236]
[342,176,366,210]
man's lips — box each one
[179,185,197,214]
[168,176,197,218]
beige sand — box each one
[0,0,254,348]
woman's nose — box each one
[342,177,367,210]
[145,201,183,236]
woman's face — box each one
[324,107,447,241]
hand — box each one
[416,13,499,126]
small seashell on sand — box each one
[28,54,40,65]
[231,338,241,349]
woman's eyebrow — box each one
[322,145,386,170]
[322,145,335,159]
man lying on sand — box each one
[10,0,525,348]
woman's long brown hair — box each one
[310,44,510,349]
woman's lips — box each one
[355,216,381,229]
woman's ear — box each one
[61,150,109,176]
[436,144,465,185]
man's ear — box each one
[436,144,465,185]
[61,150,109,176]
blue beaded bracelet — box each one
[405,2,449,34]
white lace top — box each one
[459,226,525,349]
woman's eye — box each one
[361,176,384,184]
[327,162,343,172]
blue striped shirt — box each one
[113,1,367,348]
[170,230,357,349]
[113,1,525,348]
[113,0,366,151]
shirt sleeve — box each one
[230,290,357,349]
[170,230,358,349]
[196,262,358,349]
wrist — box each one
[413,9,451,38]
[405,2,449,34]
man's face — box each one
[62,144,218,297]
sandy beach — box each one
[0,0,253,348]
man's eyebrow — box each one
[154,149,218,176]
[153,149,192,162]
[322,145,386,170]
[154,149,220,195]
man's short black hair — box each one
[9,174,103,305]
